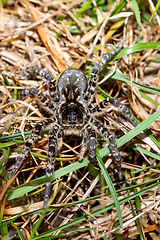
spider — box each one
[9,39,138,208]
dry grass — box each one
[0,0,160,239]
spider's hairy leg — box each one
[20,88,56,115]
[57,129,63,152]
[34,68,59,102]
[78,128,88,162]
[90,117,123,180]
[87,128,97,163]
[44,124,62,208]
[92,97,138,127]
[85,40,124,104]
[9,118,55,179]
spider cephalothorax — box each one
[9,40,138,208]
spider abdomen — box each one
[58,69,87,101]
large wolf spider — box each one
[9,39,137,208]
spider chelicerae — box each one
[9,39,138,208]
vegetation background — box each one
[0,0,160,239]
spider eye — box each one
[68,111,77,123]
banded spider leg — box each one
[44,124,63,208]
[92,97,138,127]
[89,117,123,180]
[85,39,124,105]
[9,118,55,179]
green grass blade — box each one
[114,42,160,60]
[0,224,9,240]
[1,0,9,6]
[0,131,32,142]
[0,140,24,148]
[150,0,160,21]
[132,145,160,161]
[130,0,143,29]
[139,91,160,106]
[67,0,92,26]
[11,222,25,240]
[96,149,123,228]
[100,107,160,158]
[100,69,160,96]
[131,171,144,239]
[0,149,9,180]
[31,227,108,240]
[125,172,143,239]
[6,158,90,201]
[113,0,127,15]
